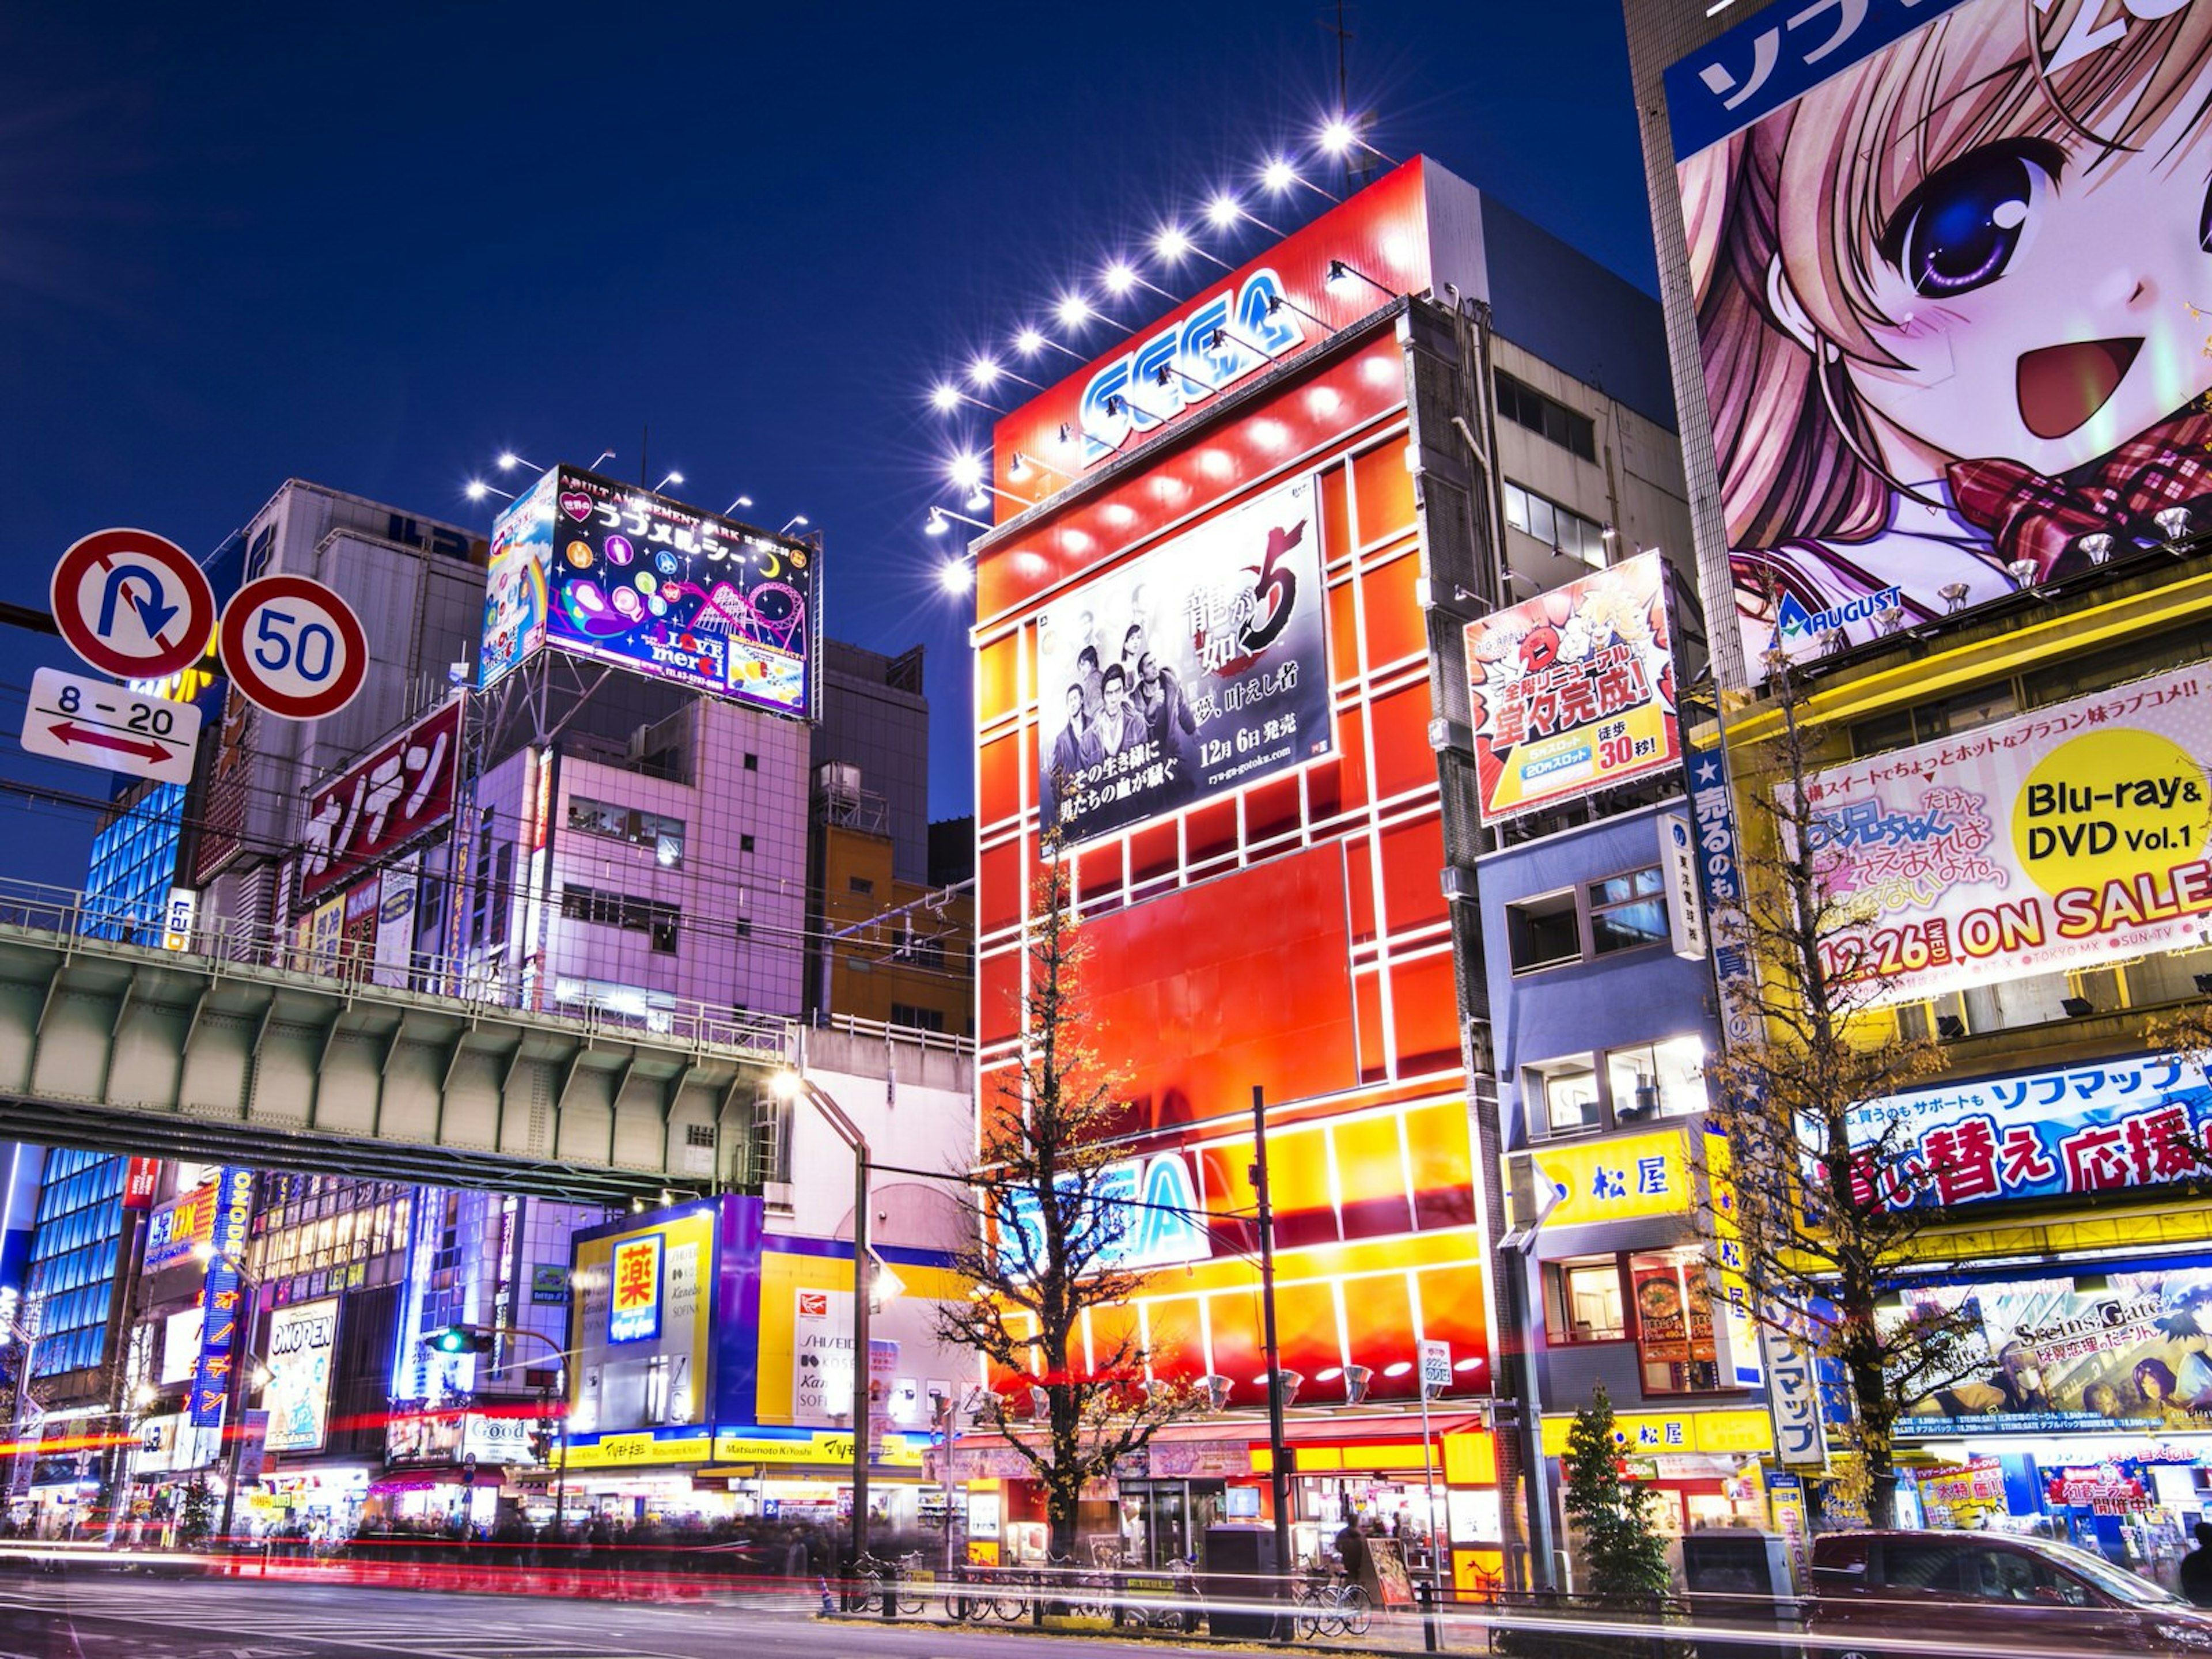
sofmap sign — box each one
[1846,1052,2212,1210]
[1801,661,2212,1002]
[295,701,460,909]
[1035,474,1330,844]
[1461,552,1681,821]
[1666,0,2212,678]
[483,465,815,718]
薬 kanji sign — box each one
[294,700,460,911]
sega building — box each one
[1623,0,2212,1588]
[963,158,1695,1589]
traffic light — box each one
[430,1325,494,1355]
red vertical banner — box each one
[123,1157,160,1210]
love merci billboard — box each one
[1802,659,2212,1002]
[988,157,1488,510]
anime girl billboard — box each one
[1666,0,2212,677]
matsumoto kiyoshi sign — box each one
[1801,660,2212,1003]
[1462,551,1681,820]
[1662,0,2212,681]
[1847,1052,2212,1211]
[1035,474,1330,844]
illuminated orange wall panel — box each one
[980,734,1022,828]
[1086,846,1357,1130]
[1391,954,1463,1077]
[1332,1114,1415,1239]
[1416,1262,1490,1370]
[1370,683,1443,801]
[1361,552,1427,668]
[978,949,1021,1048]
[1378,816,1450,935]
[979,841,1024,935]
[979,634,1020,724]
[1352,439,1417,546]
[1406,1101,1478,1232]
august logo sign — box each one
[1772,586,1904,645]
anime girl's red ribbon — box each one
[1948,408,2212,579]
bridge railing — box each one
[0,876,793,1062]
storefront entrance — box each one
[1116,1480,1222,1567]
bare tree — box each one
[1698,647,1985,1527]
[933,831,1195,1560]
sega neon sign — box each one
[1077,269,1304,465]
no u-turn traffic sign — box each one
[50,528,217,681]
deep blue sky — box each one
[0,2,1659,891]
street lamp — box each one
[772,1068,875,1569]
[192,1244,264,1551]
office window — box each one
[740,834,755,854]
[567,797,685,869]
[1545,1256,1627,1344]
[559,884,681,952]
[1502,480,1609,566]
[1495,372,1597,463]
[849,876,874,896]
[1590,868,1668,955]
[891,1003,946,1033]
[1530,1054,1601,1135]
[1529,1034,1707,1139]
[1506,891,1581,973]
[743,753,758,772]
[1508,868,1669,974]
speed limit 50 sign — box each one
[218,575,369,721]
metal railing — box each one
[0,875,794,1060]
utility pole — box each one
[1252,1086,1291,1578]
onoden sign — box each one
[1802,662,2212,1003]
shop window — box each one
[1507,868,1669,974]
[1628,1251,1729,1395]
[1529,1035,1706,1138]
[1544,1256,1627,1344]
[1506,891,1580,973]
[1530,1055,1601,1136]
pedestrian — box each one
[2181,1521,2212,1608]
[1334,1514,1368,1584]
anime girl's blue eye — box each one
[1881,141,2064,300]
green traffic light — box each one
[431,1325,491,1354]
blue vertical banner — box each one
[1684,733,1757,1048]
[190,1167,255,1428]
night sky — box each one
[0,1,1659,891]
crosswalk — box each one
[0,1575,732,1659]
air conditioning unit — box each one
[763,1181,795,1212]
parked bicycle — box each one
[1294,1563,1372,1639]
[848,1549,926,1616]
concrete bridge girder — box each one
[0,927,786,1205]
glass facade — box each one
[81,782,185,941]
[249,1173,414,1308]
[25,1150,124,1378]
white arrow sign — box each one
[20,666,200,785]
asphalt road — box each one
[0,1565,1274,1659]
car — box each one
[1805,1529,2212,1654]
